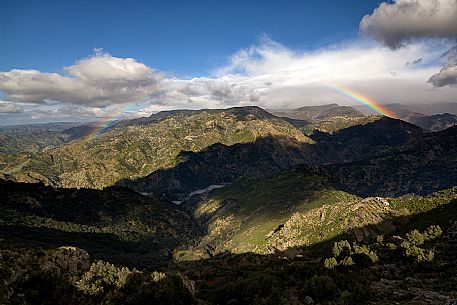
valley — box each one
[1,104,457,304]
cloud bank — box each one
[1,38,456,124]
[157,38,455,110]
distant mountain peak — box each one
[273,104,365,121]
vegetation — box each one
[1,105,457,304]
[0,107,308,189]
[0,180,200,268]
[0,122,82,153]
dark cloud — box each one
[360,0,457,49]
[428,66,457,86]
[429,45,457,86]
[361,0,457,88]
[413,58,423,65]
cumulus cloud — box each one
[0,51,162,107]
[149,38,455,111]
[0,101,23,113]
[360,0,457,49]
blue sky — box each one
[1,0,381,77]
[0,0,456,124]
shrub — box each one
[325,241,378,268]
[352,244,379,265]
[332,240,351,258]
[340,256,354,267]
[424,225,442,240]
[405,230,425,246]
[324,257,338,269]
[307,275,337,299]
[75,260,138,295]
[400,225,441,263]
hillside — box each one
[366,103,457,131]
[327,125,457,197]
[2,172,456,305]
[309,116,424,164]
[0,107,309,189]
[272,103,375,134]
[178,165,457,258]
[120,135,312,201]
[1,107,432,201]
[273,103,365,121]
[0,180,199,268]
[121,116,427,201]
[409,113,457,132]
[1,106,457,304]
[0,122,83,153]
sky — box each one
[1,0,457,125]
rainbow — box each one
[332,84,397,118]
[81,103,136,141]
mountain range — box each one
[1,103,457,304]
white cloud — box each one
[149,38,456,110]
[360,0,457,49]
[0,51,162,107]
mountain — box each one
[327,125,457,196]
[0,122,83,153]
[271,103,385,135]
[273,103,365,121]
[120,116,426,201]
[0,106,308,189]
[309,116,424,164]
[353,103,457,131]
[408,112,457,132]
[120,135,312,201]
[2,105,457,304]
[396,102,457,115]
[1,106,429,199]
[353,102,457,116]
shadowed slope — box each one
[0,180,200,268]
